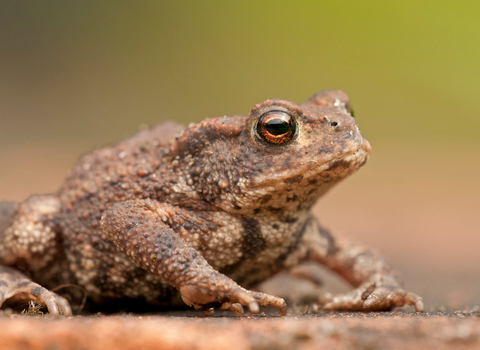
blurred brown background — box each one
[0,1,479,310]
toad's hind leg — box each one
[0,196,72,315]
[283,215,424,312]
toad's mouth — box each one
[326,138,371,171]
[313,145,369,179]
[250,142,370,192]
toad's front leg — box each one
[285,216,424,312]
[101,199,286,316]
[0,199,72,315]
[0,266,72,315]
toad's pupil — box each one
[264,118,291,135]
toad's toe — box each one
[220,302,244,316]
[319,281,424,312]
[0,270,72,316]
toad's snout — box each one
[325,113,371,156]
[362,139,372,154]
[326,113,357,133]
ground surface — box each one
[0,141,479,349]
[1,310,480,350]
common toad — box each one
[0,90,424,315]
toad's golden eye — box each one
[255,111,297,145]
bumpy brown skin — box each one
[0,90,424,316]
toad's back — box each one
[56,121,189,302]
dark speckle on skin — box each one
[14,281,31,289]
[286,195,298,203]
[284,174,304,185]
[361,283,376,300]
[318,226,338,255]
[359,157,368,168]
[31,286,43,297]
[328,159,350,171]
[260,195,272,204]
[285,217,299,224]
[241,218,266,259]
[275,217,311,267]
[267,207,284,215]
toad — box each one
[0,90,424,315]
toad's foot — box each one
[180,283,287,316]
[0,266,72,315]
[319,274,424,312]
[292,218,424,313]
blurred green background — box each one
[0,1,479,309]
[1,0,479,146]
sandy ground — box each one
[0,140,479,349]
[1,311,479,350]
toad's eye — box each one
[255,111,297,145]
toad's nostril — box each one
[330,121,339,128]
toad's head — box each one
[171,90,370,215]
